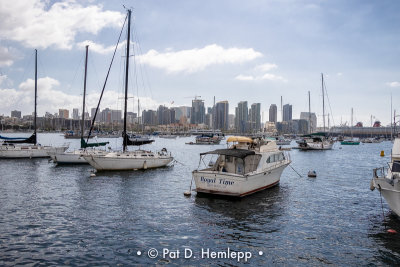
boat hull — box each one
[83,153,174,171]
[0,145,67,158]
[48,150,88,164]
[373,177,400,217]
[193,162,289,197]
[299,142,333,150]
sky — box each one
[0,0,399,127]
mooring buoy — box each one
[308,170,317,178]
[184,191,191,196]
[380,150,385,157]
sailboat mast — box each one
[308,91,311,134]
[351,108,353,138]
[321,73,325,132]
[81,45,89,140]
[34,49,37,140]
[123,9,131,152]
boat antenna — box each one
[123,9,132,152]
[308,91,311,134]
[86,12,128,142]
[34,49,37,144]
[81,45,88,141]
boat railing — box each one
[373,166,386,178]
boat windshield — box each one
[392,161,400,173]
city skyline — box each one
[0,0,399,127]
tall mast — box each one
[308,91,311,134]
[351,108,353,139]
[123,9,131,152]
[321,73,325,132]
[34,49,37,141]
[81,45,89,140]
[391,93,393,140]
[281,96,283,122]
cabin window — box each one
[393,161,400,172]
[278,153,284,161]
[266,157,271,163]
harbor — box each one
[0,133,399,265]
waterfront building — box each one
[249,103,261,132]
[235,101,248,133]
[215,101,229,131]
[228,114,235,130]
[11,110,21,119]
[190,99,205,124]
[111,109,122,122]
[142,110,157,125]
[283,104,292,122]
[157,105,175,125]
[300,112,317,133]
[59,109,69,119]
[73,108,79,120]
[269,104,277,123]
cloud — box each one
[236,62,286,82]
[138,44,263,73]
[76,40,127,54]
[0,46,16,66]
[0,0,124,49]
[0,76,168,116]
[386,81,400,88]
[254,63,278,72]
[337,72,343,76]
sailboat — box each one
[341,108,360,145]
[0,50,68,158]
[83,9,173,171]
[48,45,109,164]
[298,74,334,150]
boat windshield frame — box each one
[200,149,255,159]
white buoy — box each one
[184,191,191,196]
[90,173,96,177]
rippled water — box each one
[0,133,399,266]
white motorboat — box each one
[298,133,334,150]
[83,9,174,171]
[48,149,108,164]
[371,138,400,216]
[192,136,291,197]
[0,50,68,158]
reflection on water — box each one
[0,134,399,265]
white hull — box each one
[48,150,108,164]
[0,145,67,158]
[83,151,173,171]
[373,177,400,216]
[300,141,333,150]
[193,161,289,197]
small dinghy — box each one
[308,170,317,178]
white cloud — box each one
[337,72,343,76]
[235,74,254,81]
[138,44,263,73]
[0,75,7,86]
[386,81,400,88]
[0,76,168,116]
[76,40,127,54]
[0,0,124,49]
[254,63,278,72]
[0,46,16,66]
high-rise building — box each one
[249,103,261,132]
[269,104,277,123]
[157,105,175,125]
[283,104,292,122]
[59,109,69,119]
[111,110,122,122]
[190,99,205,124]
[215,101,229,131]
[73,108,79,120]
[235,101,248,133]
[11,110,21,119]
[300,112,317,133]
[142,110,157,125]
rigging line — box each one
[323,79,335,126]
[86,12,128,142]
[132,21,154,100]
[88,54,103,98]
[15,52,34,90]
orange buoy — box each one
[387,229,397,234]
[380,150,385,157]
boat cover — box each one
[200,149,255,159]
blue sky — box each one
[0,0,399,126]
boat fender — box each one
[387,229,397,234]
[370,179,375,191]
[143,160,147,170]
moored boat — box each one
[192,136,291,197]
[371,138,400,216]
[298,132,334,150]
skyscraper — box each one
[190,99,205,124]
[300,112,317,133]
[249,103,261,132]
[269,104,277,123]
[235,101,248,133]
[283,104,292,122]
[215,101,229,131]
[73,108,79,120]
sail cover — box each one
[0,133,36,144]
